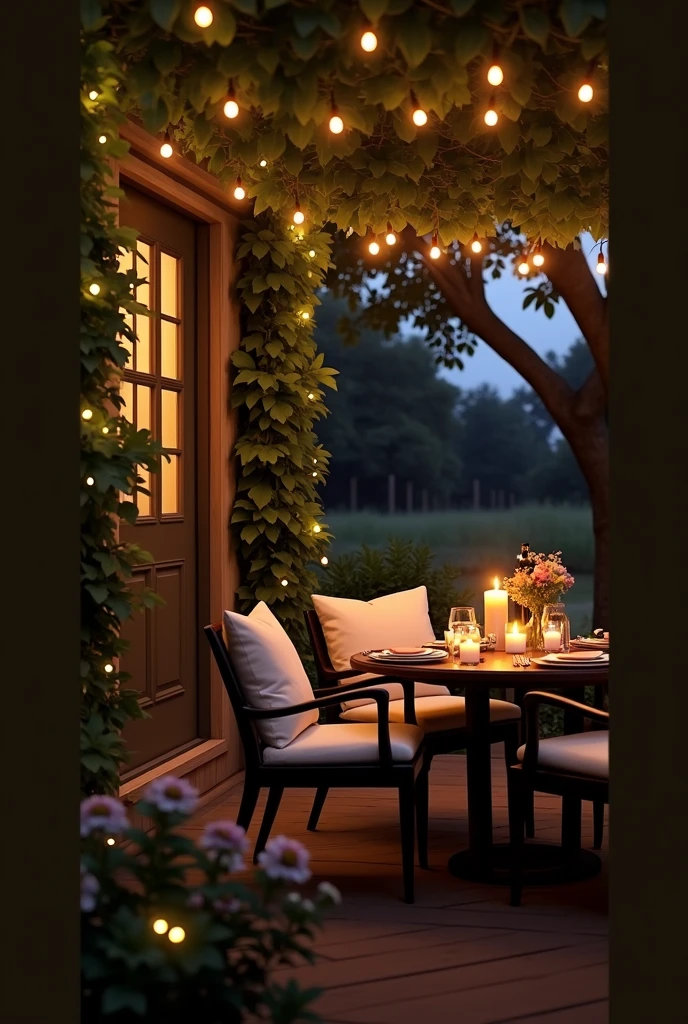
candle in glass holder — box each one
[444,630,457,659]
[544,628,562,652]
[459,638,480,664]
[505,621,527,654]
[484,578,508,650]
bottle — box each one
[516,543,534,623]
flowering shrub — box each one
[81,776,339,1023]
[502,550,575,611]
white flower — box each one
[301,898,315,912]
[257,835,311,884]
[80,795,128,838]
[316,881,342,905]
[286,892,302,904]
[143,775,198,815]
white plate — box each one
[553,651,605,662]
[369,650,448,663]
[531,653,608,669]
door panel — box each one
[118,185,202,770]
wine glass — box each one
[448,606,477,632]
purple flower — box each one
[258,835,311,884]
[213,895,241,914]
[80,795,129,838]
[143,775,198,815]
[199,820,249,871]
[80,863,100,912]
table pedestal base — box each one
[447,842,602,886]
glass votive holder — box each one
[543,627,562,652]
[505,622,527,654]
[458,637,481,664]
[444,630,458,659]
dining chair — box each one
[305,606,525,864]
[205,618,427,903]
[507,690,609,906]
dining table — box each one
[349,648,609,886]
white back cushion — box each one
[223,602,318,749]
[311,587,449,707]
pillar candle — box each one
[505,622,527,654]
[459,638,480,664]
[484,578,508,651]
[544,629,562,652]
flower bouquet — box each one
[502,550,575,650]
[81,775,339,1023]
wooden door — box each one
[118,185,203,771]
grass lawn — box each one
[324,505,596,637]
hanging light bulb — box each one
[320,556,329,565]
[410,92,428,127]
[160,132,173,159]
[361,29,378,52]
[596,251,607,275]
[307,392,315,400]
[104,663,114,674]
[470,233,483,254]
[385,222,397,245]
[194,6,213,28]
[88,283,101,296]
[329,96,344,134]
[518,260,530,275]
[293,201,305,225]
[487,64,504,86]
[312,471,318,478]
[532,245,545,268]
[233,177,246,201]
[152,919,169,935]
[280,578,289,587]
[368,236,380,255]
[86,476,95,486]
[82,409,93,420]
[578,81,594,103]
[313,523,321,532]
[429,233,441,260]
[88,89,99,101]
[98,135,107,144]
[308,249,316,258]
[224,83,239,119]
[300,311,310,320]
[484,97,498,127]
[168,926,186,944]
[259,159,268,167]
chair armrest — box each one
[243,689,394,766]
[522,691,609,770]
[316,674,418,726]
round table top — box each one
[349,649,609,689]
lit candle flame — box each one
[493,577,499,590]
[512,622,519,635]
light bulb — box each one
[361,30,378,52]
[412,107,428,127]
[313,524,321,532]
[259,159,267,167]
[102,427,109,434]
[307,392,315,400]
[368,240,380,255]
[106,838,115,846]
[578,82,593,103]
[308,249,316,258]
[487,64,504,86]
[300,311,310,320]
[89,283,101,296]
[385,223,397,245]
[104,664,114,673]
[82,409,93,420]
[313,458,318,464]
[320,556,328,565]
[596,253,607,275]
[532,252,545,267]
[98,135,107,145]
[88,89,99,100]
[312,471,318,478]
[280,579,289,587]
[152,919,169,935]
[470,234,483,254]
[86,476,95,486]
[484,108,498,127]
[224,98,239,119]
[233,178,246,200]
[429,234,441,260]
[194,6,213,28]
[293,204,305,225]
[329,113,344,134]
[160,133,173,158]
[518,261,530,275]
[168,926,186,943]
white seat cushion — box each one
[311,587,449,709]
[517,731,608,779]
[340,695,521,731]
[223,602,318,749]
[262,723,423,766]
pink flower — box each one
[80,795,129,838]
[143,775,198,815]
[199,820,249,871]
[258,835,311,884]
[80,863,100,912]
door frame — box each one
[116,120,244,803]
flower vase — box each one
[525,605,546,651]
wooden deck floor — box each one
[184,749,608,1024]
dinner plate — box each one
[368,649,448,663]
[531,653,608,669]
[553,651,605,662]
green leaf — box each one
[519,7,551,45]
[454,22,489,63]
[361,0,389,19]
[102,987,147,1016]
[396,22,432,69]
[248,483,274,509]
[450,0,477,13]
[560,0,592,38]
[497,119,520,155]
[149,0,181,32]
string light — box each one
[313,524,321,532]
[194,6,213,28]
[259,159,268,167]
[293,201,305,225]
[280,579,289,587]
[578,81,594,103]
[88,89,99,100]
[300,311,310,320]
[224,83,239,119]
[532,243,545,268]
[313,458,318,464]
[307,392,315,400]
[308,249,316,258]
[88,283,101,296]
[329,96,344,134]
[168,926,186,943]
[320,556,329,565]
[106,838,115,846]
[160,132,173,159]
[152,919,169,935]
[98,134,107,144]
[86,476,95,486]
[410,91,427,127]
[368,236,380,255]
[487,64,504,86]
[102,427,109,434]
[233,177,246,200]
[82,409,93,421]
[484,98,498,126]
[596,251,607,275]
[385,222,397,245]
[429,232,441,260]
[312,471,318,478]
[518,260,530,275]
[470,233,483,254]
[361,29,378,52]
[104,664,114,673]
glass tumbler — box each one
[542,603,571,652]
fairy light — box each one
[578,81,594,103]
[152,919,169,935]
[429,232,441,260]
[259,159,268,167]
[224,83,239,119]
[194,6,213,28]
[102,427,109,434]
[168,926,186,944]
[233,177,246,201]
[596,251,607,275]
[532,247,545,268]
[88,89,99,100]
[518,260,530,275]
[160,132,173,158]
[320,556,329,565]
[470,233,483,254]
[361,29,378,52]
[308,249,316,258]
[368,237,380,255]
[104,664,114,674]
[329,96,344,134]
[280,579,289,587]
[385,222,397,245]
[98,135,107,145]
[293,202,305,225]
[313,458,318,464]
[86,476,95,486]
[82,409,93,421]
[300,311,310,320]
[307,392,315,400]
[106,838,115,846]
[410,92,427,126]
[313,524,321,532]
[487,63,504,86]
[312,471,318,478]
[484,98,498,126]
[88,283,101,296]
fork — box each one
[512,655,531,668]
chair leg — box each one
[307,787,329,832]
[503,725,534,838]
[415,766,430,870]
[398,781,416,904]
[592,799,605,850]
[253,786,284,864]
[507,769,525,907]
[236,776,260,833]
